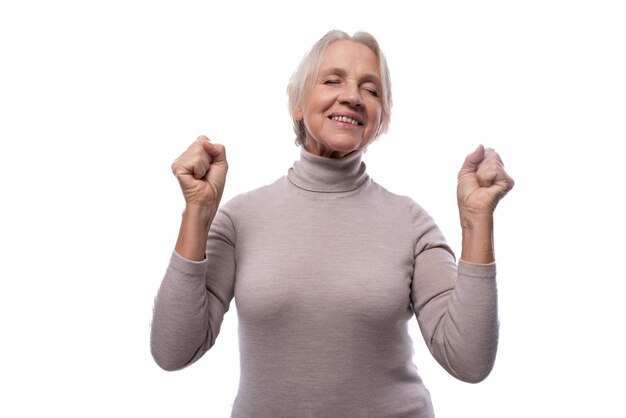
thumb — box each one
[201,140,227,164]
[460,144,485,173]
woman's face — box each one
[296,40,383,158]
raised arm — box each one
[413,145,514,383]
[151,136,235,371]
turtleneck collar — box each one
[287,148,369,193]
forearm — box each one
[460,213,495,264]
[430,261,498,383]
[151,252,211,371]
[414,244,498,383]
[175,204,216,261]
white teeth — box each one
[331,115,359,125]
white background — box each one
[1,1,625,417]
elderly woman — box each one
[151,30,514,417]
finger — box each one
[187,136,216,179]
[475,161,500,188]
[482,148,505,167]
[191,135,211,163]
[459,144,485,174]
[171,138,211,179]
[171,157,207,179]
[203,143,228,181]
[477,157,514,192]
[476,149,504,185]
[190,158,209,179]
[495,164,515,193]
[201,140,227,163]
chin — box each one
[329,137,366,152]
[305,133,369,157]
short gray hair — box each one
[287,30,393,147]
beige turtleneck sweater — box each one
[151,149,498,417]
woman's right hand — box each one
[171,135,228,211]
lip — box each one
[328,111,364,126]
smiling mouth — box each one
[329,115,361,126]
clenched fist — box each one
[172,135,228,210]
[457,145,514,219]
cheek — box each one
[309,90,336,110]
[369,106,383,129]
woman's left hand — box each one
[457,145,515,218]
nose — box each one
[338,82,364,108]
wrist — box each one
[459,210,493,231]
[460,213,495,264]
[182,204,216,232]
[175,204,216,262]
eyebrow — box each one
[319,67,382,86]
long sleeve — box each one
[410,202,498,383]
[150,149,500,416]
[150,208,237,371]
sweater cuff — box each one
[458,259,496,280]
[168,250,209,278]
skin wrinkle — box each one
[296,41,383,158]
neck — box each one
[287,147,369,193]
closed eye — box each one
[364,88,379,97]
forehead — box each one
[319,40,380,77]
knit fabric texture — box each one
[151,148,498,417]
